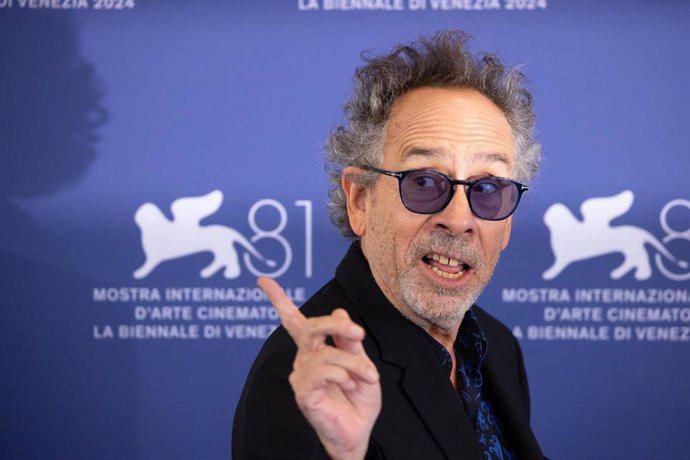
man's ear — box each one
[500,217,512,251]
[342,166,369,237]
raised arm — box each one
[258,277,382,460]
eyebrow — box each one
[401,147,512,167]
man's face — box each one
[345,87,515,334]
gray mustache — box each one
[411,232,483,269]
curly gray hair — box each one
[325,30,541,238]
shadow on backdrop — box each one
[0,10,138,460]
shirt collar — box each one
[427,308,489,377]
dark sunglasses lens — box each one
[470,178,519,220]
[400,170,450,213]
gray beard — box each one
[397,231,498,331]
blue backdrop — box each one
[2,1,689,459]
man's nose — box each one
[429,187,477,235]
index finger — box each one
[257,277,306,338]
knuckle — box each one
[302,317,318,334]
[318,345,335,361]
[293,391,307,408]
[293,351,310,370]
[333,307,350,319]
[288,371,299,388]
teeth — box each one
[431,266,466,280]
[428,253,461,267]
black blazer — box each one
[233,243,546,460]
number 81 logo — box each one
[243,199,313,279]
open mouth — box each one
[422,253,470,280]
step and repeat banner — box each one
[2,1,689,459]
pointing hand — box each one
[258,277,382,460]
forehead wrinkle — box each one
[390,116,512,150]
[469,151,513,169]
[398,148,512,175]
[394,126,514,167]
[400,146,446,162]
[383,87,515,170]
[388,93,510,134]
[396,116,510,142]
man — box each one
[233,31,546,460]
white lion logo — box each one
[133,190,276,279]
[543,190,688,281]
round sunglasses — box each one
[362,166,528,221]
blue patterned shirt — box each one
[428,309,517,460]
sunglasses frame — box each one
[361,166,528,221]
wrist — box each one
[323,439,370,460]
